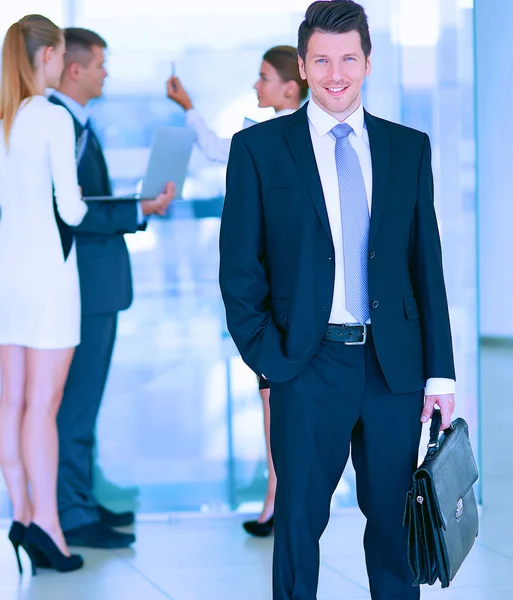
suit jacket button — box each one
[369,251,375,259]
[372,301,379,309]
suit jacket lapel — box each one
[284,105,332,241]
[365,110,390,246]
[86,128,113,195]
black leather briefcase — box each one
[404,409,479,588]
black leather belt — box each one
[324,323,368,345]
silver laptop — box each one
[84,126,195,201]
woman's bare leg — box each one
[259,387,276,523]
[23,347,75,555]
[0,345,32,525]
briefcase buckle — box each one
[344,323,367,345]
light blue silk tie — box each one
[332,123,370,324]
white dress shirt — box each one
[186,107,297,165]
[51,91,145,224]
[308,100,371,326]
[52,90,89,126]
[307,99,454,396]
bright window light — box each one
[83,0,311,18]
[391,0,439,47]
[0,1,64,38]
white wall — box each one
[476,0,513,336]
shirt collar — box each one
[274,107,297,118]
[307,98,365,139]
[51,91,90,127]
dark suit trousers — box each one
[270,330,423,600]
[57,313,118,531]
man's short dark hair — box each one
[298,1,371,61]
[63,27,107,67]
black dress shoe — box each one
[64,522,135,549]
[97,505,135,527]
[243,515,274,537]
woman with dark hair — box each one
[0,14,87,573]
[167,46,308,537]
[166,45,309,163]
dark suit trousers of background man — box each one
[54,203,141,533]
[57,313,118,531]
[49,93,143,534]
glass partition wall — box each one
[0,0,478,518]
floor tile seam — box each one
[118,557,272,570]
[114,552,176,600]
[321,560,370,592]
[474,541,513,563]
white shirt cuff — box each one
[425,377,455,396]
[185,108,201,126]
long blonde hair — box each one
[0,14,62,147]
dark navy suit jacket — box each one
[219,103,455,394]
[49,94,144,316]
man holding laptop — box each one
[49,27,175,549]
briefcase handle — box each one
[426,409,455,459]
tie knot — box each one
[331,122,352,140]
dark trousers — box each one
[57,313,118,531]
[270,330,423,600]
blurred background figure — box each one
[167,45,308,538]
[167,45,309,164]
[0,14,87,574]
[50,27,174,550]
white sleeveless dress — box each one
[0,95,88,349]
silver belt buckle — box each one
[344,323,367,346]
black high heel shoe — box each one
[8,522,52,574]
[22,523,83,575]
[8,522,25,574]
[243,515,274,537]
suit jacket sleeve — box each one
[219,133,289,380]
[72,200,139,235]
[410,134,456,381]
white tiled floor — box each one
[0,504,510,600]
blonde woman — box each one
[0,14,87,574]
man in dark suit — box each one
[219,2,456,598]
[49,28,174,549]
